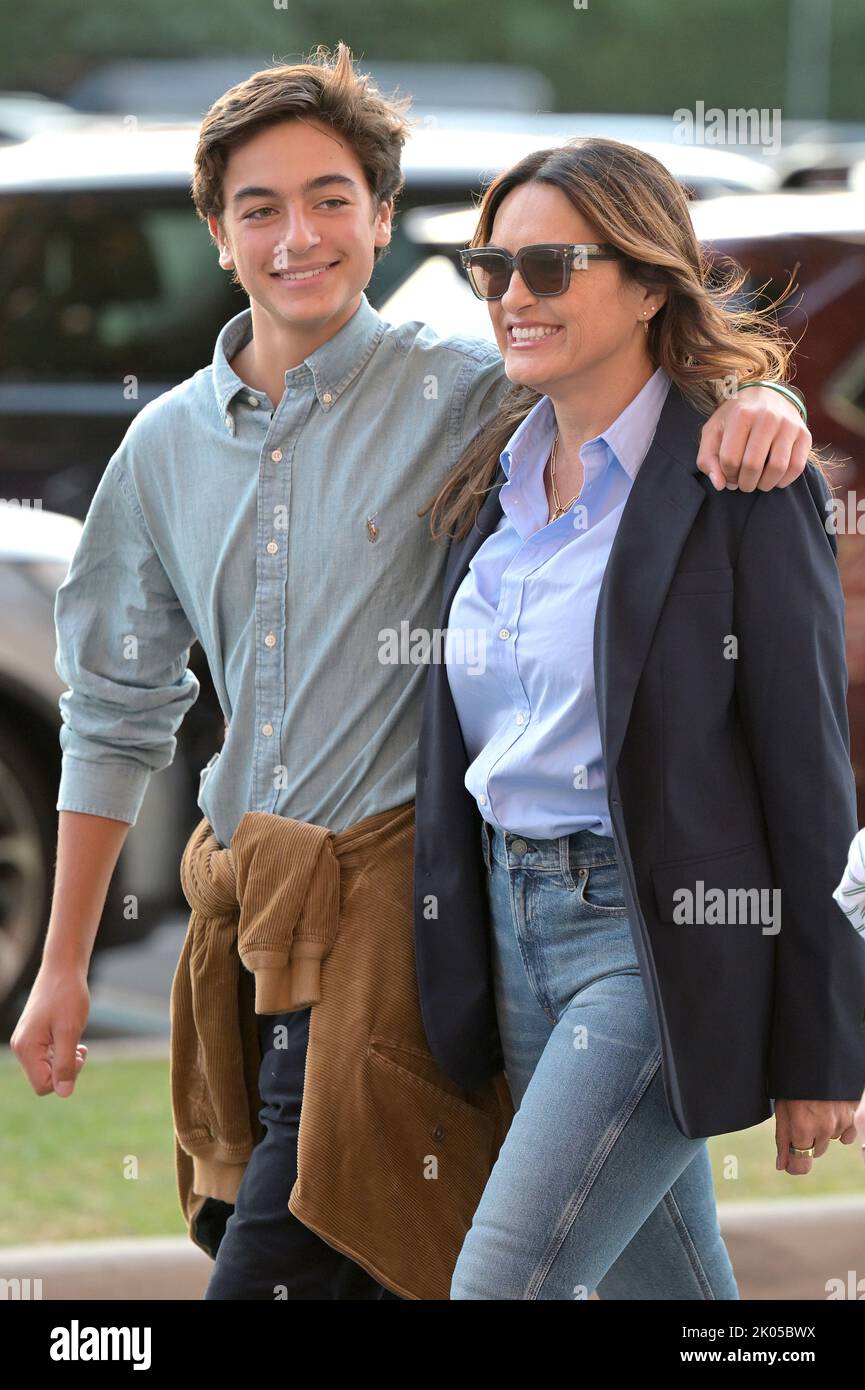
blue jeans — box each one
[449,823,740,1301]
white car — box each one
[0,501,188,1032]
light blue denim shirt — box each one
[54,292,508,844]
[446,366,671,840]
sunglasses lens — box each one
[467,253,510,299]
[522,249,567,295]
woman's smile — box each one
[506,323,565,349]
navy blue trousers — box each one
[204,1006,402,1300]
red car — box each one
[691,189,865,816]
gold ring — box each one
[789,1142,816,1158]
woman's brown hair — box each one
[192,41,413,266]
[423,136,828,542]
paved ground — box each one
[0,1196,862,1300]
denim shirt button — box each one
[511,838,528,856]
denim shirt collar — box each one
[211,291,388,432]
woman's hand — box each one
[774,1098,860,1174]
[697,387,811,492]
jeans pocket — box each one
[576,859,628,913]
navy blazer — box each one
[413,382,865,1139]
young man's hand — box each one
[697,387,811,493]
[11,965,90,1098]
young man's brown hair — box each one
[191,41,414,266]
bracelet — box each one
[735,379,808,426]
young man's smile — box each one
[270,260,341,287]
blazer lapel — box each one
[595,386,708,784]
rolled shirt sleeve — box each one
[54,452,200,825]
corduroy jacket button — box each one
[432,1124,445,1141]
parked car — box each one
[0,501,189,1032]
[692,190,865,810]
[63,57,557,121]
[0,92,92,146]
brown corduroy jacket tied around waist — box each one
[170,799,515,1301]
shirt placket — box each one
[483,535,565,825]
[476,556,530,823]
[252,376,315,811]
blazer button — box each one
[432,1124,446,1142]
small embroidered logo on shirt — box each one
[366,514,380,543]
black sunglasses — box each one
[459,242,622,300]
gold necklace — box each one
[548,428,582,521]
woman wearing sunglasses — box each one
[412,137,865,1299]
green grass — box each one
[0,1050,861,1246]
[0,1050,186,1247]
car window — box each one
[0,190,242,381]
[0,185,477,384]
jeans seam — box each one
[524,1049,663,1300]
[659,1185,717,1299]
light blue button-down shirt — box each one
[446,366,671,841]
[54,293,508,844]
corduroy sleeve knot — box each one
[230,811,341,1013]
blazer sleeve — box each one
[733,463,865,1100]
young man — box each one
[12,43,812,1300]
